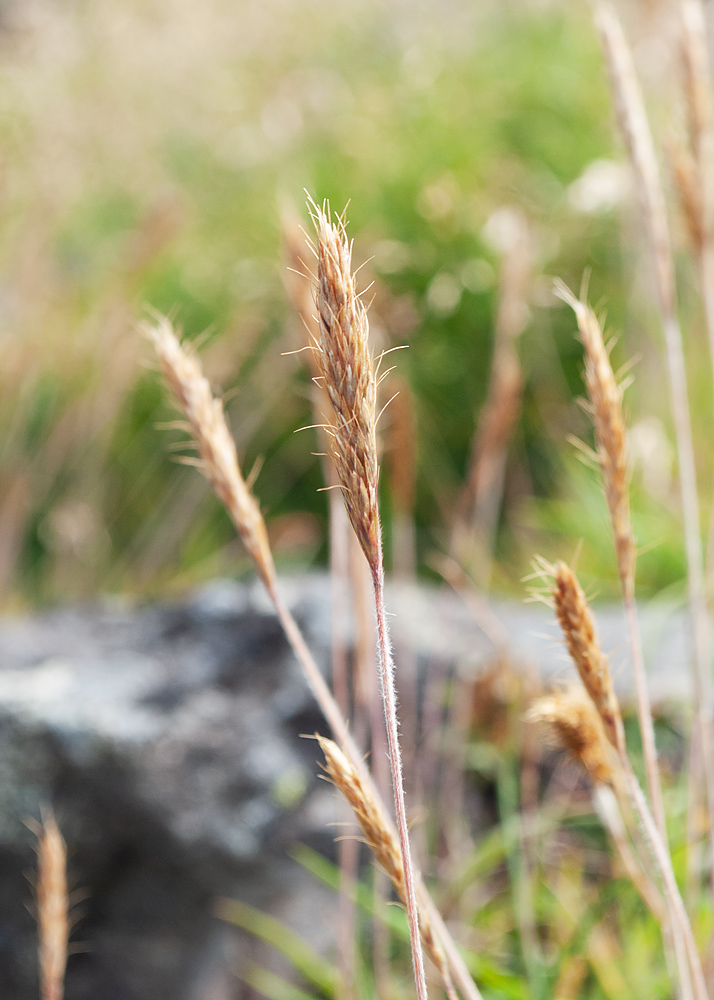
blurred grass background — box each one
[0,0,709,605]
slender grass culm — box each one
[307,201,429,1000]
[551,562,708,1000]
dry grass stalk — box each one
[148,315,482,1000]
[555,285,670,870]
[310,201,429,1000]
[527,689,665,921]
[596,4,676,318]
[451,212,530,582]
[551,562,625,754]
[592,783,666,924]
[385,377,420,813]
[146,318,276,591]
[34,811,69,1000]
[317,735,458,1000]
[551,562,707,1000]
[554,285,634,594]
[146,316,357,761]
[597,0,714,871]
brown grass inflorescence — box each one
[526,687,618,787]
[555,284,635,596]
[145,317,276,591]
[317,735,457,1000]
[34,811,69,1000]
[556,281,672,933]
[310,203,380,573]
[552,561,625,754]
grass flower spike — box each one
[145,317,276,591]
[317,735,457,1000]
[551,561,707,1000]
[556,282,672,933]
[34,811,69,1000]
[555,285,635,595]
[527,686,618,787]
[552,562,625,754]
[311,204,380,572]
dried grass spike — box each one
[35,810,69,1000]
[316,736,457,1000]
[526,686,618,786]
[310,203,380,571]
[145,318,275,590]
[552,561,625,752]
[555,283,635,595]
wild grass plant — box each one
[19,1,714,999]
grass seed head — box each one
[556,284,635,595]
[35,811,69,1000]
[316,735,454,995]
[526,686,618,786]
[146,317,276,590]
[552,561,625,753]
[310,203,380,572]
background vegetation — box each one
[1,0,707,606]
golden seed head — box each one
[36,811,69,1000]
[310,204,380,571]
[556,284,635,594]
[146,317,276,590]
[527,686,618,786]
[318,734,404,892]
[552,561,625,752]
[316,735,452,989]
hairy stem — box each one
[372,531,429,1000]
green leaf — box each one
[217,897,336,996]
[242,963,323,1000]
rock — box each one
[0,573,694,999]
